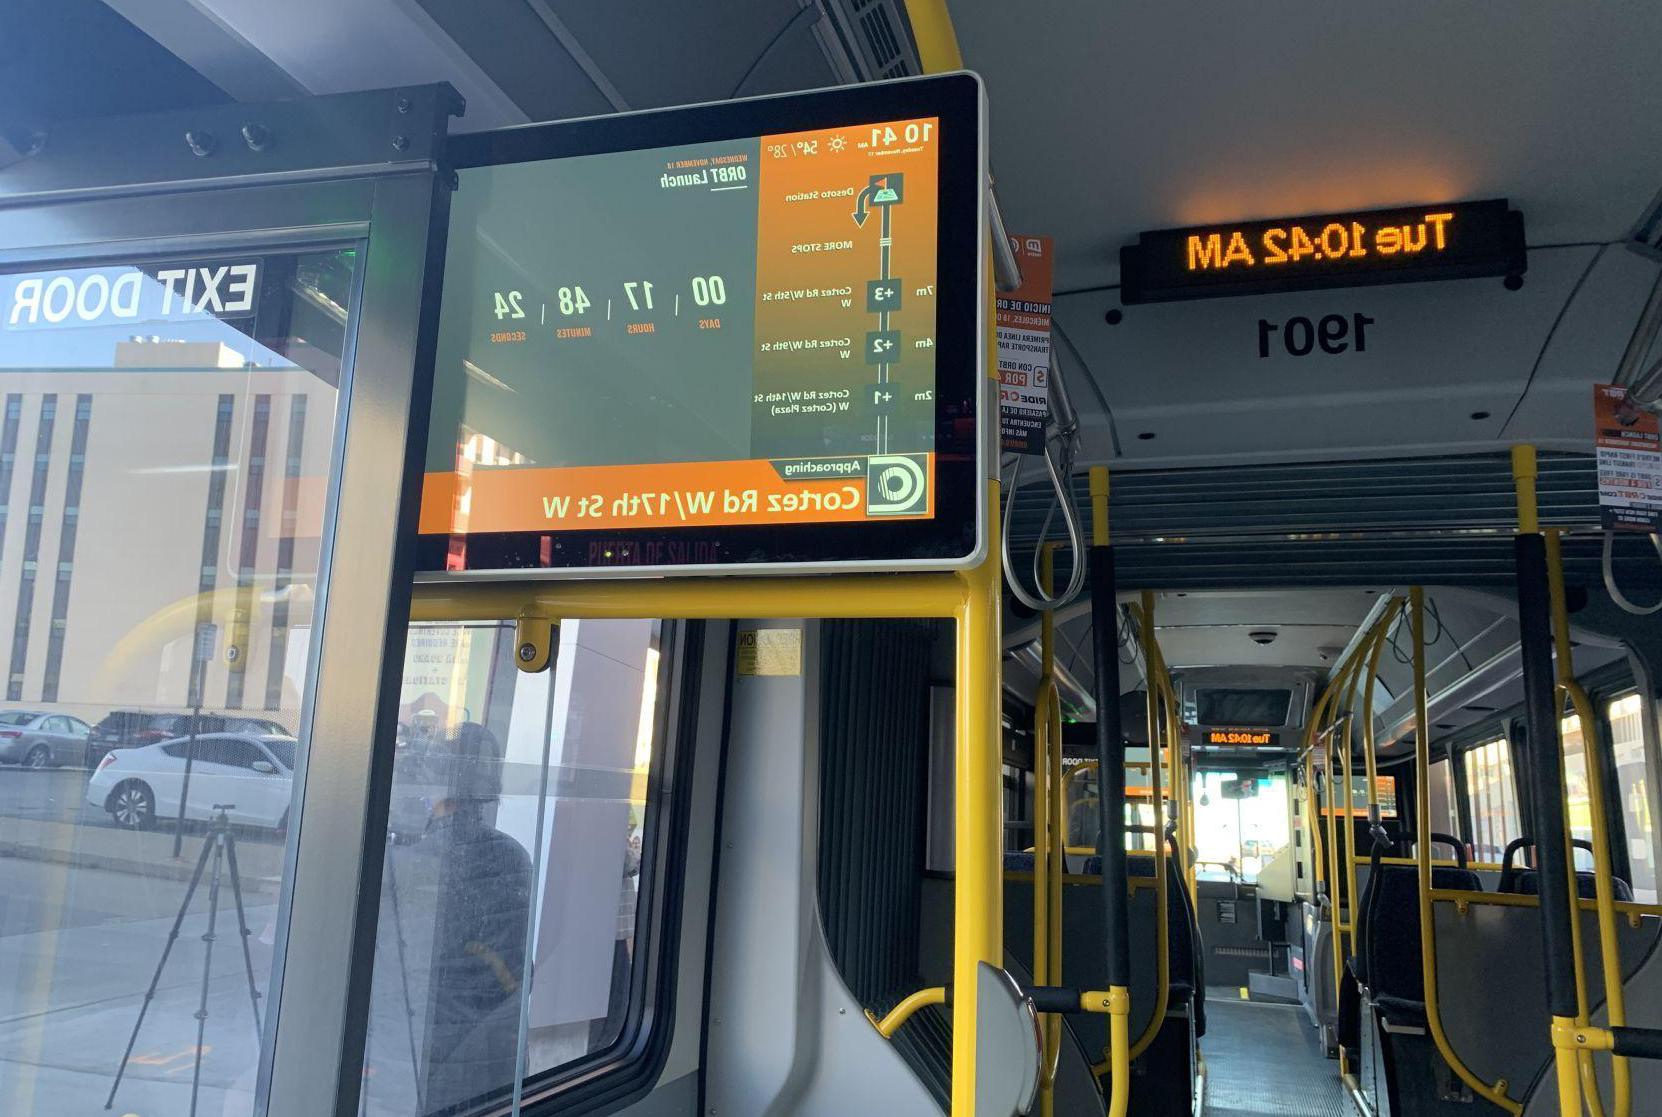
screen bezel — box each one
[416,73,986,579]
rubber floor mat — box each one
[1202,994,1349,1116]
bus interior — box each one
[2,4,1662,1117]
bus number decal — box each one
[1258,313,1373,358]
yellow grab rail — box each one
[867,987,948,1038]
[1033,546,1064,1115]
[1128,592,1170,1062]
[1153,667,1192,903]
[1411,587,1523,1114]
[1087,464,1131,1117]
[1323,653,1360,1034]
[414,487,1004,1115]
[1548,529,1629,1117]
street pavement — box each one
[0,765,287,1117]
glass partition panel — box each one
[0,248,354,1115]
[361,618,667,1117]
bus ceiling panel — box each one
[1054,246,1601,468]
[1095,534,1662,592]
[1153,587,1381,630]
[522,0,852,109]
[109,0,853,132]
[949,3,1662,293]
[0,0,237,131]
[1004,452,1601,552]
[0,85,455,209]
[104,0,539,128]
[1375,640,1630,751]
[1501,243,1662,440]
[1154,624,1363,672]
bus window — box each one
[1464,738,1519,864]
[1560,714,1596,850]
[1428,757,1460,839]
[1192,771,1290,883]
[1609,693,1658,902]
[361,619,672,1116]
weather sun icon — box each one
[828,133,847,153]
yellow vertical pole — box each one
[1323,676,1345,1023]
[1319,646,1362,1067]
[952,479,1003,1117]
[1547,529,1629,1117]
[1304,681,1335,898]
[1130,592,1170,1060]
[1035,545,1062,1117]
[1155,670,1192,904]
[1361,601,1402,823]
[1089,466,1132,1117]
[1413,586,1523,1113]
[1512,445,1586,1117]
[902,0,964,72]
[1338,649,1365,932]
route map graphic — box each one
[420,116,941,540]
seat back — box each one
[1362,863,1482,1010]
[1508,869,1633,902]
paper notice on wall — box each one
[736,627,802,676]
[997,235,1054,455]
[1594,383,1662,532]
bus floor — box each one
[1201,993,1348,1117]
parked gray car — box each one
[0,711,93,768]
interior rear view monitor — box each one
[415,74,987,577]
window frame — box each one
[510,618,703,1116]
[1593,684,1655,896]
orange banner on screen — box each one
[420,453,935,535]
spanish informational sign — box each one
[1594,383,1662,532]
[997,235,1053,454]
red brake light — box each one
[97,753,118,771]
[0,730,20,739]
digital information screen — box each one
[416,75,985,576]
[1204,728,1280,748]
[1322,775,1400,819]
[1119,199,1525,304]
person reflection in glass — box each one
[388,721,532,1114]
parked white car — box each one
[86,733,296,831]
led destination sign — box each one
[1119,199,1526,304]
[415,75,986,576]
[1205,728,1280,747]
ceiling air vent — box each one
[820,0,919,81]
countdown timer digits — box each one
[1120,199,1525,304]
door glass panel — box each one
[0,248,355,1115]
[1192,770,1290,884]
[361,618,667,1117]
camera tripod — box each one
[106,804,264,1116]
